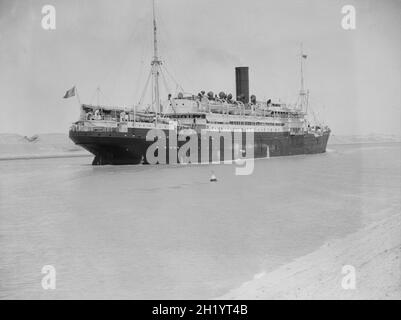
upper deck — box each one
[70,95,326,136]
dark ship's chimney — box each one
[235,67,249,104]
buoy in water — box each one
[210,172,217,182]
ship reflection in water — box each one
[0,142,400,299]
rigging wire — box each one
[102,17,145,94]
[138,70,152,108]
[162,64,185,94]
[89,89,97,106]
[87,86,114,107]
[156,13,191,93]
[131,29,150,105]
[159,68,171,96]
[98,88,112,106]
[160,68,177,114]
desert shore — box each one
[221,213,401,299]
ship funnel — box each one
[235,67,249,104]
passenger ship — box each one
[69,0,330,165]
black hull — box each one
[69,128,330,165]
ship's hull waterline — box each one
[69,128,330,165]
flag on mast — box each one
[63,86,76,99]
[302,54,308,59]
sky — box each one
[0,0,400,136]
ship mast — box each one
[298,43,309,113]
[151,0,162,121]
[300,43,305,94]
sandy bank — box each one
[0,133,90,160]
[0,152,91,161]
[221,213,401,299]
